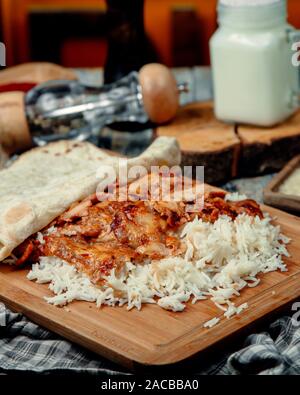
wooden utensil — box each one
[140,63,180,124]
[0,63,77,154]
[0,92,32,154]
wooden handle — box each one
[139,64,179,124]
[0,92,32,154]
[0,62,77,86]
[0,62,76,155]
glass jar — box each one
[210,0,300,126]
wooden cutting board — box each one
[157,102,300,183]
[0,193,300,370]
[238,111,300,176]
[156,102,240,184]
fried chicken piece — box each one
[40,199,186,283]
[14,239,41,266]
[42,235,139,283]
[196,193,264,222]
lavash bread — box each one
[0,137,180,261]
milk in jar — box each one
[210,0,299,126]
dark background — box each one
[1,0,300,68]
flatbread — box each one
[0,137,180,261]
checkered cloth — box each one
[0,305,128,375]
[1,304,299,375]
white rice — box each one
[27,203,290,326]
[203,317,220,328]
[45,226,57,235]
[36,232,45,245]
[225,192,247,201]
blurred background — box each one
[1,0,299,70]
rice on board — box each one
[28,193,290,322]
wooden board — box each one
[157,102,300,183]
[0,193,300,370]
[238,111,300,176]
[156,102,240,184]
[264,155,300,213]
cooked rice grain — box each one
[28,210,290,324]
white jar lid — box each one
[219,0,281,6]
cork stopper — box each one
[139,63,179,124]
[0,92,32,154]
